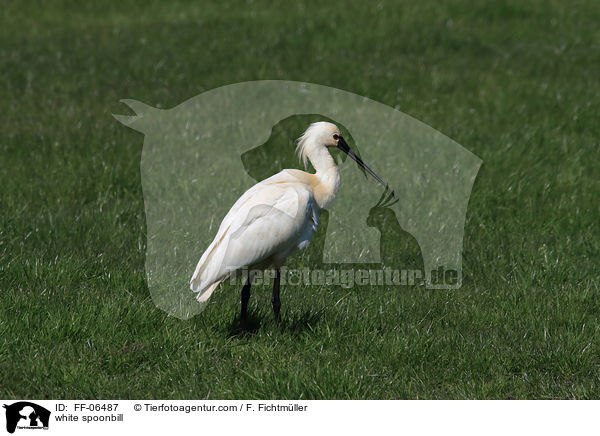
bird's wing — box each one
[215,169,308,228]
[190,170,315,299]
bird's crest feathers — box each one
[295,121,338,169]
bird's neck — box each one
[308,146,341,210]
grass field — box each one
[1,0,599,399]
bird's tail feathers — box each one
[196,275,230,303]
[190,237,232,301]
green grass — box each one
[1,0,599,399]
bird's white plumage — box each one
[190,122,343,303]
[190,170,319,301]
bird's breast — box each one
[312,169,341,210]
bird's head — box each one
[296,121,395,197]
[295,122,341,167]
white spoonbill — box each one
[190,121,393,322]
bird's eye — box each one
[333,134,339,140]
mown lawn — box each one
[1,0,599,398]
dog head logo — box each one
[3,402,50,433]
[114,80,482,319]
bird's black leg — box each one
[272,268,281,323]
[240,277,251,322]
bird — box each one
[190,121,393,323]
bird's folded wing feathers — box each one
[190,171,315,299]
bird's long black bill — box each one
[338,136,395,197]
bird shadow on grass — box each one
[226,309,324,338]
[280,310,324,335]
[227,313,262,337]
